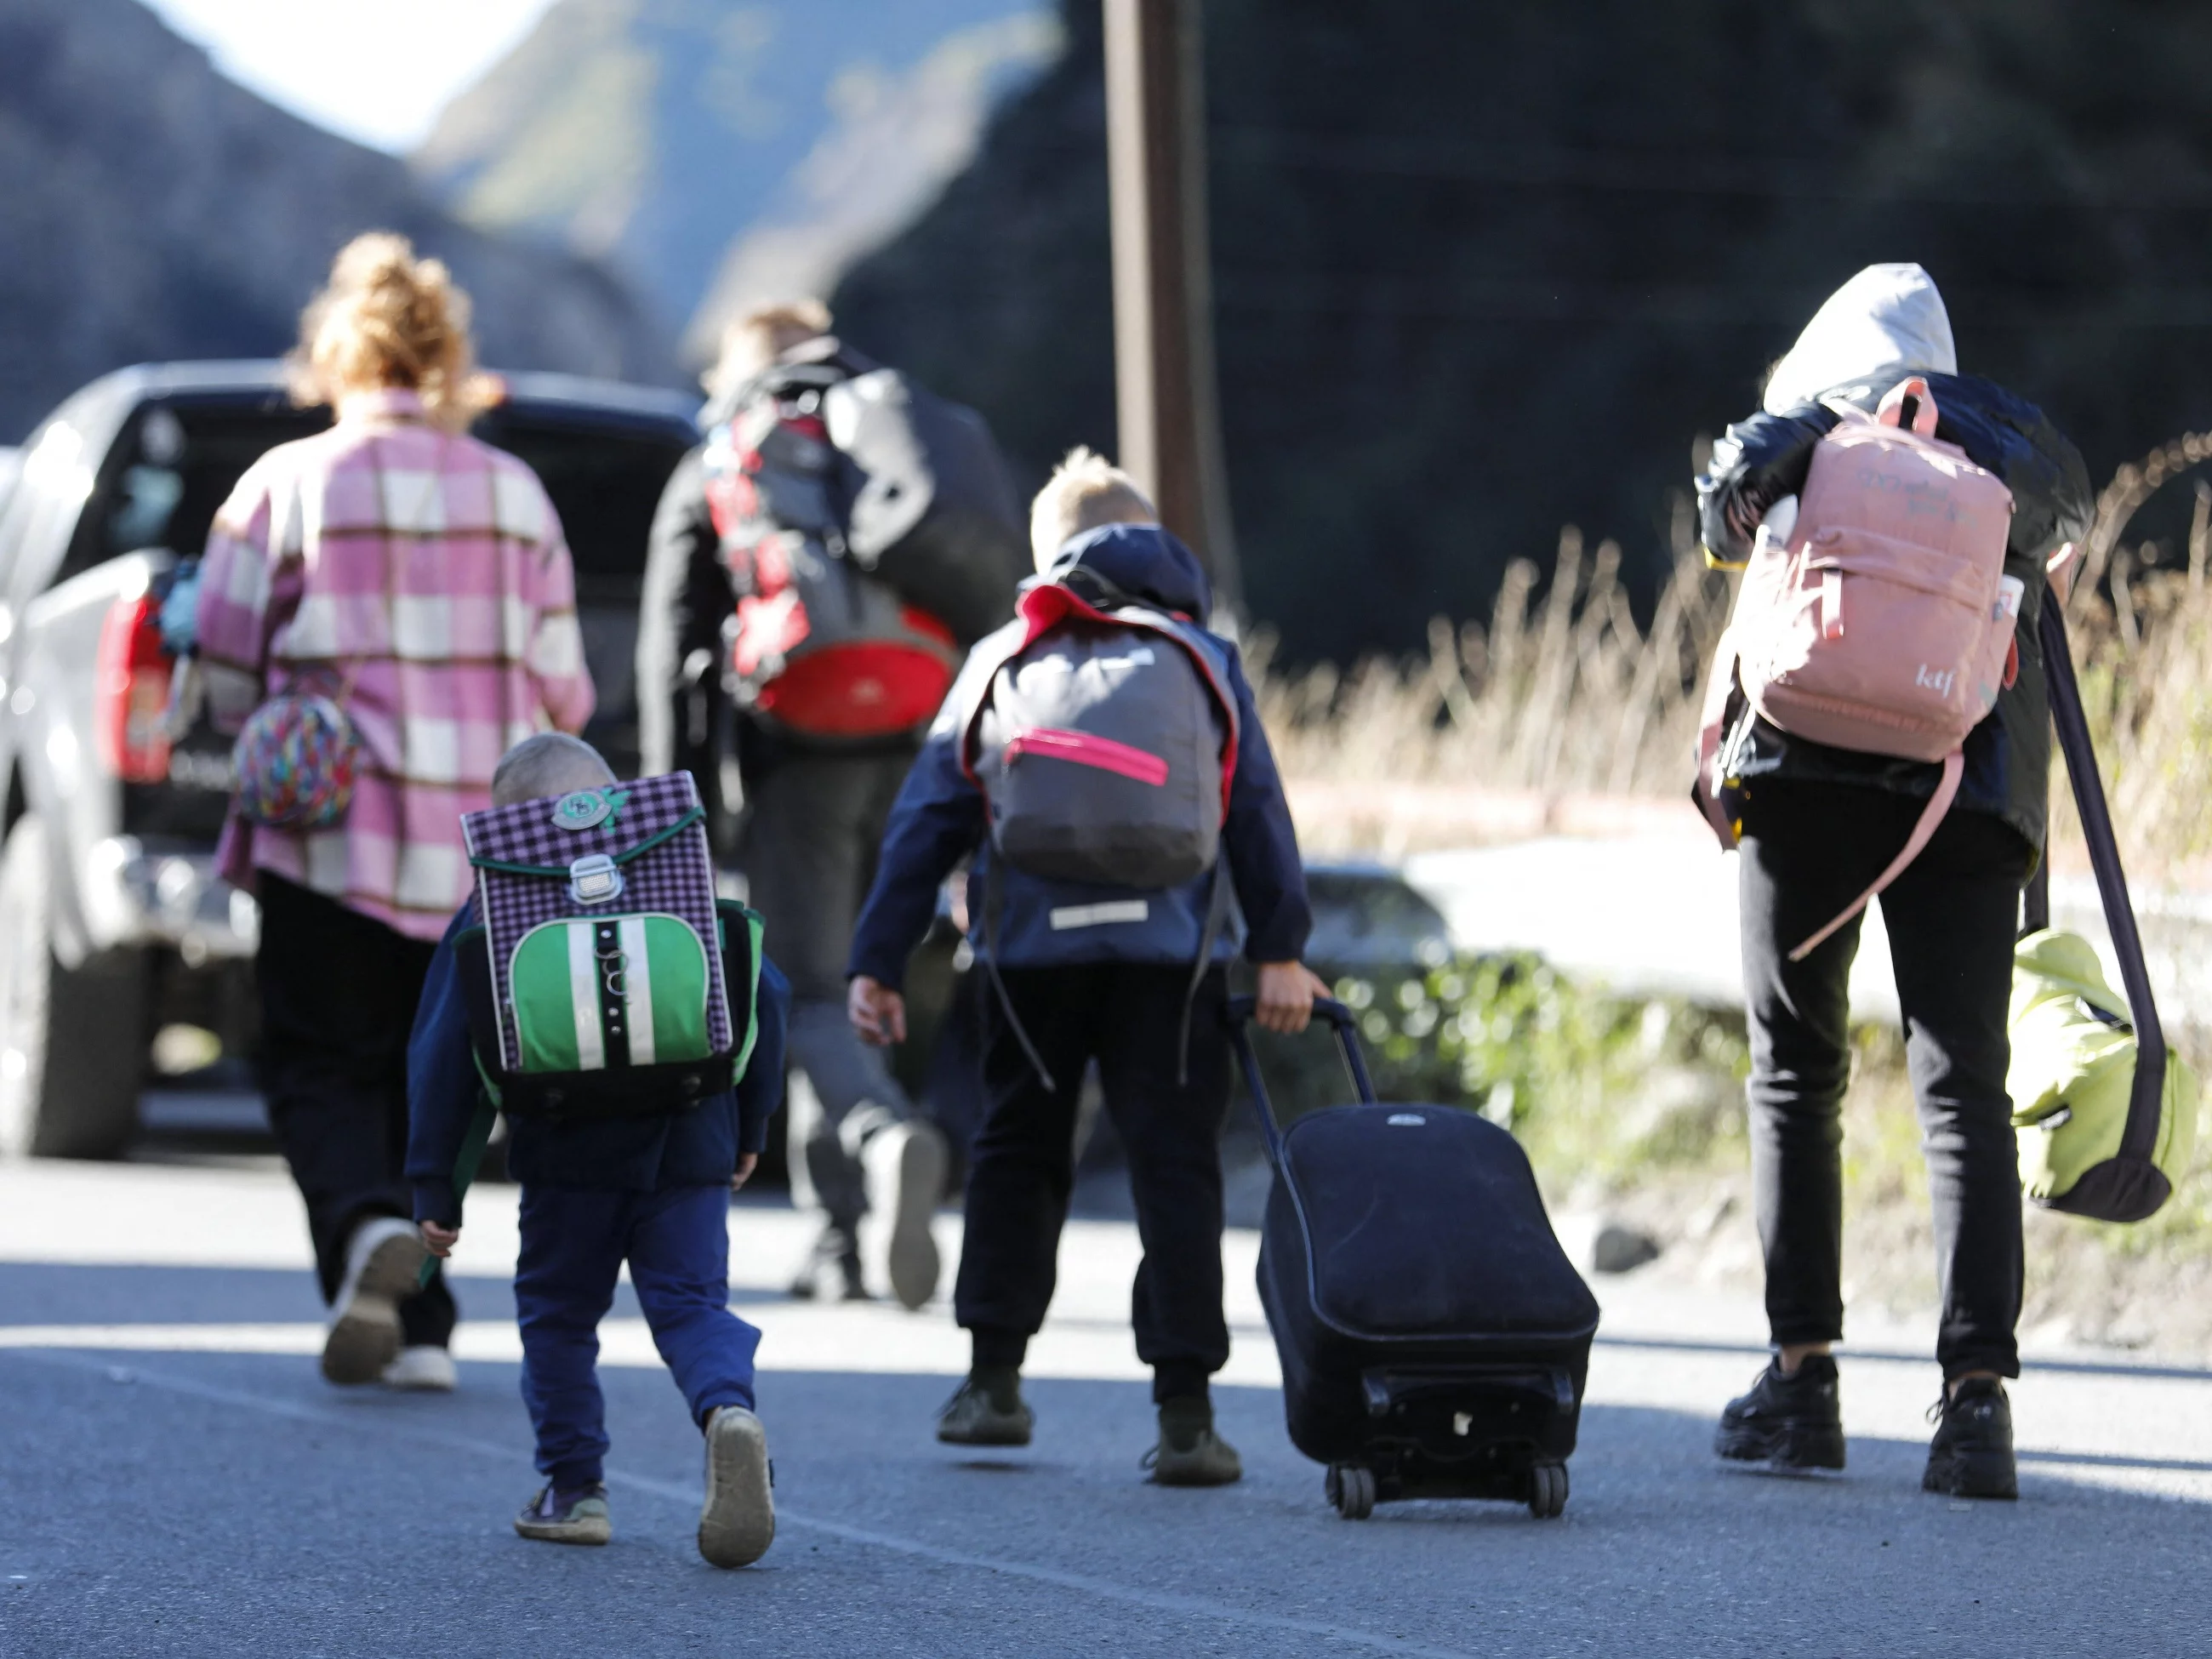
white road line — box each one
[3,1348,1475,1659]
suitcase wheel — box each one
[1325,1463,1377,1520]
[1526,1462,1569,1519]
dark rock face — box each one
[835,1,2212,663]
[0,0,672,442]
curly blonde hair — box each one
[290,233,493,430]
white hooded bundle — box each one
[1760,262,1958,414]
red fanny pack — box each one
[729,586,955,738]
[710,408,957,739]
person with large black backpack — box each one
[638,301,1029,1308]
[845,450,1326,1485]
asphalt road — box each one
[4,1153,2211,1657]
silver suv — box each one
[0,362,698,1157]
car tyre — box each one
[0,814,149,1159]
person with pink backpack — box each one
[1693,265,2090,1499]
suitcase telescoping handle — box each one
[2036,601,2168,1168]
[1221,995,1378,1172]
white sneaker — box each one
[698,1407,775,1569]
[862,1120,947,1311]
[322,1217,427,1386]
[380,1344,457,1392]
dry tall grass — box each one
[1266,444,2212,885]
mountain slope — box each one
[833,0,2212,664]
[0,0,670,442]
[415,0,1056,355]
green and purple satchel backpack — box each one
[455,771,762,1120]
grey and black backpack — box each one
[962,567,1237,889]
[958,566,1240,1081]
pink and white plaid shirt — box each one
[196,388,596,939]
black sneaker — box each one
[1143,1397,1242,1487]
[1714,1354,1846,1471]
[937,1371,1034,1446]
[1923,1377,2017,1500]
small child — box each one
[846,449,1325,1484]
[405,733,790,1565]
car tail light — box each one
[96,592,173,784]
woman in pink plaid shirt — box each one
[196,235,595,1392]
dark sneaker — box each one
[1144,1398,1242,1487]
[788,1237,869,1303]
[864,1120,947,1311]
[936,1371,1034,1446]
[1923,1377,2017,1500]
[698,1407,776,1567]
[1714,1355,1846,1471]
[514,1482,611,1546]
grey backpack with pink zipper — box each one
[961,573,1237,891]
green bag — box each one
[453,898,764,1121]
[2009,928,2198,1216]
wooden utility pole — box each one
[1103,0,1240,610]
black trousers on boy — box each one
[956,962,1232,1401]
[1739,781,2029,1381]
[257,874,455,1348]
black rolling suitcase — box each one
[1227,996,1600,1520]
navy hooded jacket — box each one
[847,522,1311,988]
[405,902,790,1228]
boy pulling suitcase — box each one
[407,733,790,1563]
[846,450,1326,1483]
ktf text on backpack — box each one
[1696,376,2018,958]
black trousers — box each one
[257,875,454,1348]
[1739,782,2030,1380]
[741,748,920,1246]
[956,963,1231,1401]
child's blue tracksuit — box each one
[406,904,790,1491]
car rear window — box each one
[66,402,328,583]
[73,397,688,586]
[79,392,693,784]
[472,414,691,602]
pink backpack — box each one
[1696,377,2019,959]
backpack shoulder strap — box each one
[1785,753,1962,962]
[715,899,766,1081]
[2041,601,2168,1171]
[453,924,506,1088]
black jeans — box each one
[956,963,1232,1401]
[257,875,454,1348]
[1739,782,2029,1380]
